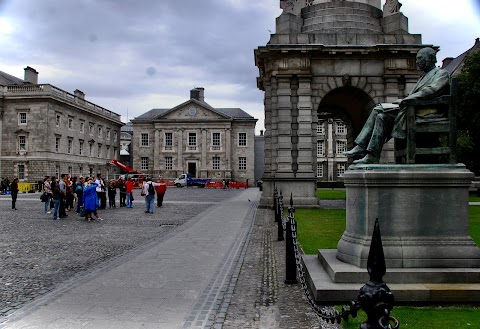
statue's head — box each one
[416,47,437,71]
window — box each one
[18,112,27,125]
[212,132,220,150]
[79,166,83,176]
[337,163,346,177]
[317,121,324,134]
[18,136,26,151]
[98,144,102,158]
[239,157,247,170]
[67,139,73,154]
[317,163,324,177]
[80,121,85,133]
[113,147,117,159]
[68,166,72,176]
[56,114,61,127]
[89,143,93,157]
[165,132,173,146]
[141,133,149,146]
[106,129,111,139]
[68,117,73,130]
[336,122,346,134]
[106,146,110,158]
[165,157,173,170]
[18,165,25,180]
[141,157,149,170]
[188,133,197,146]
[317,140,324,157]
[213,156,220,170]
[113,131,118,142]
[89,123,94,135]
[79,140,84,155]
[98,126,103,138]
[55,166,60,179]
[238,132,247,146]
[55,137,60,152]
[336,140,346,154]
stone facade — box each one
[0,67,123,182]
[255,0,427,206]
[131,89,257,185]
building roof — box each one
[134,101,255,121]
[0,70,25,86]
[442,38,480,76]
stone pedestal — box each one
[259,177,318,208]
[337,164,480,268]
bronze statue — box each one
[343,47,450,164]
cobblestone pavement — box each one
[223,208,340,329]
[0,188,243,321]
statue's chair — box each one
[395,77,458,164]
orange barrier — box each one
[206,181,223,189]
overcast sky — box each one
[1,0,479,133]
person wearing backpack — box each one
[141,177,162,214]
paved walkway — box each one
[2,189,261,329]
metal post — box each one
[285,193,297,284]
[273,187,279,222]
[358,218,397,329]
[277,191,284,241]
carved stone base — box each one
[337,164,480,268]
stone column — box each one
[153,128,160,172]
[201,129,207,178]
[177,129,184,175]
[225,128,231,178]
[296,76,316,178]
[276,75,294,177]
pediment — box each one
[153,100,231,121]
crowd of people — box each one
[38,174,166,221]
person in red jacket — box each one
[125,177,135,208]
[155,182,167,207]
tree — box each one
[456,50,480,175]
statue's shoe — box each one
[343,145,367,157]
[353,154,379,164]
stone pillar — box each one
[153,129,160,172]
[177,129,183,175]
[201,129,207,178]
[296,76,316,178]
[225,128,231,178]
[276,75,294,177]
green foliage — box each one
[457,51,480,174]
[316,189,346,200]
[341,306,480,329]
[469,206,480,246]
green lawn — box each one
[316,189,346,200]
[294,206,480,328]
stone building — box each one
[316,117,349,181]
[0,67,124,181]
[255,0,427,206]
[130,88,257,184]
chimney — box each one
[74,89,85,99]
[24,66,38,84]
[442,57,454,69]
[190,87,205,102]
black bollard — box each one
[273,187,279,222]
[358,218,397,329]
[277,191,284,241]
[285,193,297,284]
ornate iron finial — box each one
[367,218,386,282]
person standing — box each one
[108,180,117,208]
[10,178,19,210]
[43,176,52,214]
[51,181,62,220]
[125,177,134,208]
[95,174,106,210]
[58,174,67,218]
[117,178,126,207]
[75,177,85,215]
[155,182,167,207]
[83,178,99,221]
[142,177,162,214]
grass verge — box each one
[294,206,480,328]
[316,189,346,200]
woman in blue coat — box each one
[83,178,99,221]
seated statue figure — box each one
[343,47,450,164]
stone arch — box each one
[317,86,375,140]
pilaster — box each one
[153,128,160,171]
[275,75,294,178]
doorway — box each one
[188,162,197,178]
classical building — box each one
[130,88,257,184]
[316,117,349,181]
[442,38,480,76]
[255,0,427,206]
[0,67,124,181]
